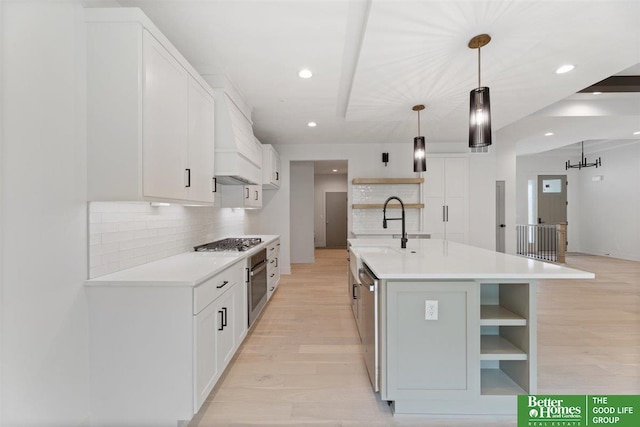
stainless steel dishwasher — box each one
[359,264,379,392]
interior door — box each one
[325,192,348,248]
[537,175,567,225]
[496,181,506,253]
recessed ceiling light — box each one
[545,132,554,136]
[332,169,338,173]
[555,64,575,74]
[634,131,640,135]
[592,91,602,95]
[307,121,317,127]
[298,69,313,79]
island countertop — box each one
[349,238,595,280]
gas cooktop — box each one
[194,237,262,252]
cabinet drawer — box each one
[266,240,280,258]
[193,261,244,314]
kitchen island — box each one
[348,238,594,416]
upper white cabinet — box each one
[423,156,469,243]
[86,9,215,204]
[261,143,281,189]
[217,184,263,209]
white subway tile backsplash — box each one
[352,182,422,233]
[88,202,246,278]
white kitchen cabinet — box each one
[194,301,218,411]
[186,79,216,203]
[217,183,262,209]
[261,143,281,189]
[87,259,245,426]
[214,287,235,368]
[266,238,281,299]
[86,9,215,204]
[423,156,468,243]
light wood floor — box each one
[190,250,640,426]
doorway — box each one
[325,192,348,248]
[537,175,567,225]
[495,181,505,253]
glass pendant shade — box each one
[413,136,426,172]
[469,86,492,148]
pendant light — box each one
[412,104,426,172]
[468,34,492,149]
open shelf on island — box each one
[480,305,527,326]
[352,178,424,185]
[352,203,424,209]
[480,336,527,361]
[481,368,527,395]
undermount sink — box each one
[354,246,402,255]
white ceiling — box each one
[89,0,640,153]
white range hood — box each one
[213,90,262,185]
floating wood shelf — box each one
[352,203,424,209]
[352,178,424,185]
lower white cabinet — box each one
[88,260,247,427]
[266,238,281,299]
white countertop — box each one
[350,231,431,238]
[349,238,595,280]
[86,235,279,287]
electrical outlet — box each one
[425,300,438,320]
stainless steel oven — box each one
[248,248,268,327]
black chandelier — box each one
[565,141,601,170]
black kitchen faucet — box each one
[382,196,407,249]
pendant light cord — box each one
[417,109,421,135]
[478,47,481,88]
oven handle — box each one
[250,261,268,276]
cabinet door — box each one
[386,281,479,400]
[187,78,215,203]
[232,279,248,346]
[271,150,281,187]
[444,157,468,242]
[142,31,188,200]
[194,303,218,412]
[246,185,262,208]
[215,289,235,369]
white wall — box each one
[88,203,247,278]
[468,152,497,251]
[256,142,495,274]
[314,173,348,247]
[1,2,90,425]
[577,142,640,260]
[290,162,315,263]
